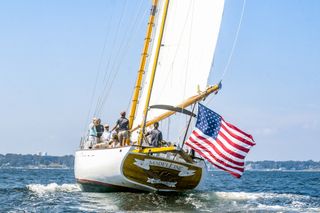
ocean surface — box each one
[0,169,319,212]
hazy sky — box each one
[0,0,319,161]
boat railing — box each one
[78,139,201,163]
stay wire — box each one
[82,0,114,134]
[220,0,246,81]
[96,0,146,116]
[94,0,129,116]
[102,6,149,113]
[97,0,148,115]
[206,0,246,106]
[95,0,129,116]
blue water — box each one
[0,169,319,212]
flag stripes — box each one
[190,130,245,165]
[186,140,243,178]
[221,120,255,147]
[188,136,244,172]
[185,104,255,178]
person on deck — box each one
[145,122,162,147]
[101,124,112,143]
[96,118,104,143]
[87,117,98,149]
[109,131,119,148]
[112,111,129,147]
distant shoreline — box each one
[245,169,320,172]
[0,167,72,170]
[1,154,320,171]
[2,167,320,172]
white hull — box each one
[75,146,148,192]
[75,146,206,192]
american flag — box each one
[186,103,255,178]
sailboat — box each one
[75,0,225,192]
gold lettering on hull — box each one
[134,158,195,177]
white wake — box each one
[26,183,81,195]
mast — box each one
[128,0,159,130]
[137,0,170,146]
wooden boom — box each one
[131,83,221,133]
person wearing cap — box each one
[112,111,129,147]
[101,124,112,144]
[145,122,162,147]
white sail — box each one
[132,0,225,140]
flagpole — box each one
[173,103,196,161]
[181,103,197,149]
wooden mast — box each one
[128,0,159,130]
[137,0,170,146]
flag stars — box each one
[196,104,222,139]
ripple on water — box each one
[1,170,320,212]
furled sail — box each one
[132,0,225,141]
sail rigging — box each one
[128,0,160,130]
[75,0,255,193]
[132,0,225,141]
[136,0,170,145]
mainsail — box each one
[132,0,225,141]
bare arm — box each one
[111,119,119,132]
[111,124,118,132]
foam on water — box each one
[23,184,320,212]
[214,191,311,200]
[203,191,320,212]
[1,169,317,212]
[26,183,81,195]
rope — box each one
[83,0,147,135]
[94,0,129,116]
[125,5,153,114]
[97,1,148,115]
[206,0,246,106]
[82,0,114,134]
[95,0,148,116]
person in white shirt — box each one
[101,124,112,144]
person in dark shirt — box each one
[96,118,104,143]
[145,122,162,147]
[112,111,129,147]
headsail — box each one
[132,0,225,141]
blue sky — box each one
[0,0,319,161]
